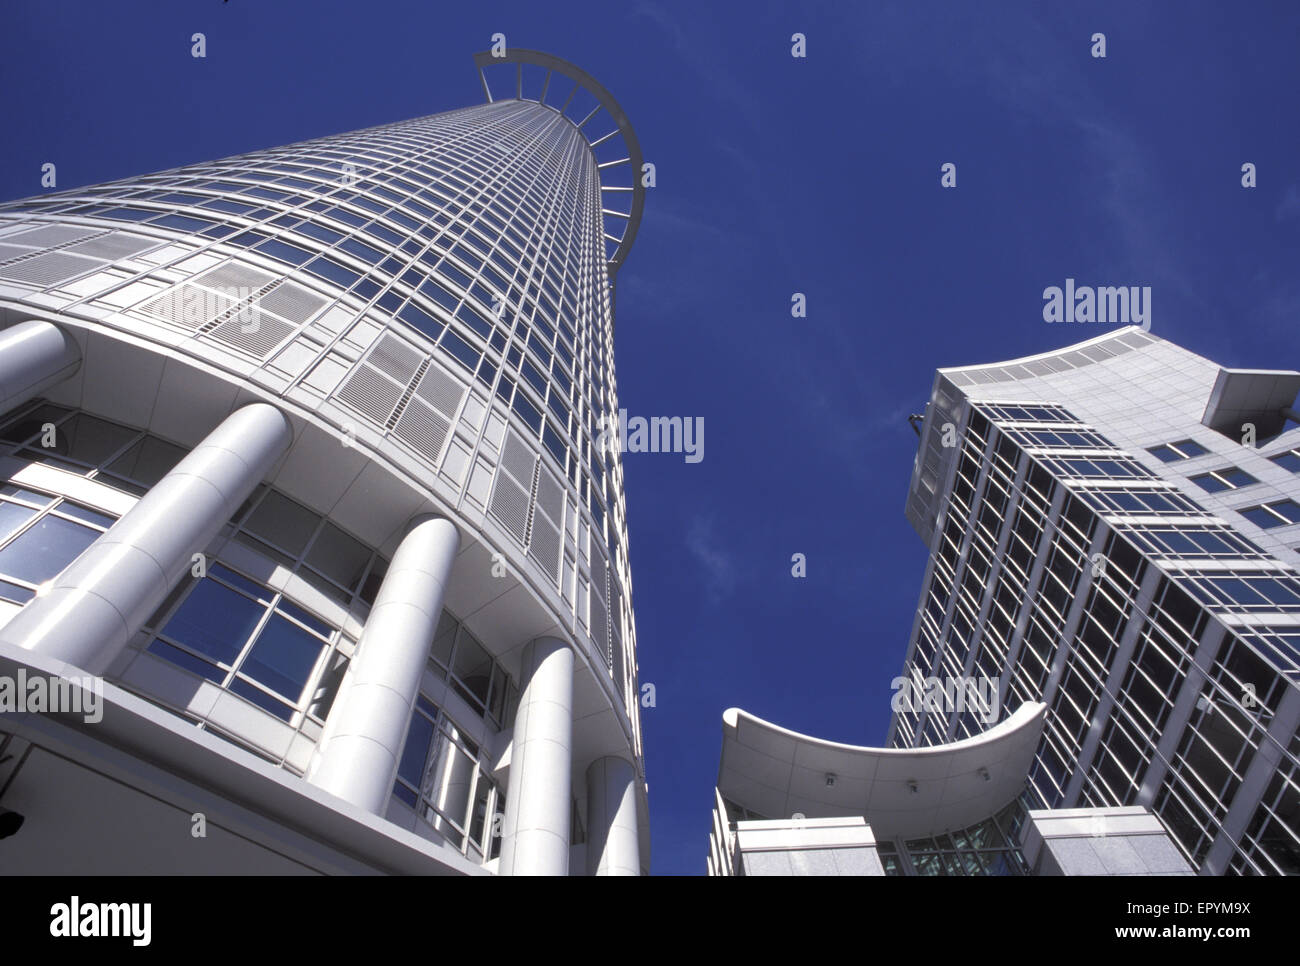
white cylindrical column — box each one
[499,636,573,876]
[585,755,641,876]
[0,402,292,674]
[0,320,80,413]
[307,515,459,815]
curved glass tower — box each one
[0,50,645,875]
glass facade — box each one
[892,380,1300,875]
[0,398,524,861]
[0,54,647,873]
[0,91,640,748]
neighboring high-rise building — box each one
[710,326,1299,876]
[0,49,647,875]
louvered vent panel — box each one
[489,472,530,544]
[590,594,609,659]
[138,284,234,330]
[500,429,537,486]
[610,579,623,636]
[367,332,423,385]
[0,243,35,262]
[0,251,105,287]
[591,549,608,604]
[206,313,295,358]
[335,366,405,423]
[7,225,99,247]
[64,232,155,260]
[528,516,562,583]
[413,362,466,419]
[193,261,276,293]
[256,281,327,324]
[535,465,563,524]
[611,619,625,701]
[393,397,451,463]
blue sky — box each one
[2,1,1298,875]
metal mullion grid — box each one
[1101,585,1205,799]
[1174,567,1300,616]
[1235,499,1300,528]
[1063,552,1163,808]
[889,404,984,745]
[427,107,567,328]
[230,604,339,727]
[18,415,150,488]
[509,136,576,355]
[1085,711,1150,806]
[950,432,1026,740]
[474,111,575,351]
[152,568,276,699]
[1154,774,1221,864]
[230,490,385,617]
[1003,476,1071,784]
[411,713,488,855]
[497,134,582,439]
[1028,722,1075,807]
[1228,732,1300,874]
[996,478,1055,691]
[366,189,524,342]
[298,105,564,367]
[257,104,542,291]
[423,723,473,841]
[919,427,997,743]
[1043,519,1117,742]
[0,492,115,595]
[1163,685,1256,839]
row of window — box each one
[0,402,525,744]
[877,801,1029,876]
[1146,438,1300,531]
[901,403,1299,875]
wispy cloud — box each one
[686,515,739,601]
[843,7,1210,315]
[1276,184,1300,222]
[628,2,763,130]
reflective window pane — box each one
[243,490,320,556]
[161,578,267,665]
[451,629,492,708]
[0,578,34,604]
[421,729,475,835]
[103,435,186,488]
[397,711,435,787]
[148,638,224,683]
[0,404,71,445]
[305,522,371,592]
[430,612,457,670]
[0,501,37,544]
[0,485,54,506]
[55,502,116,529]
[228,677,295,721]
[240,613,326,701]
[37,412,139,466]
[0,515,98,584]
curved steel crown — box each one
[472,48,645,281]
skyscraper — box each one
[709,326,1298,876]
[0,49,646,875]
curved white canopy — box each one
[717,702,1047,840]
